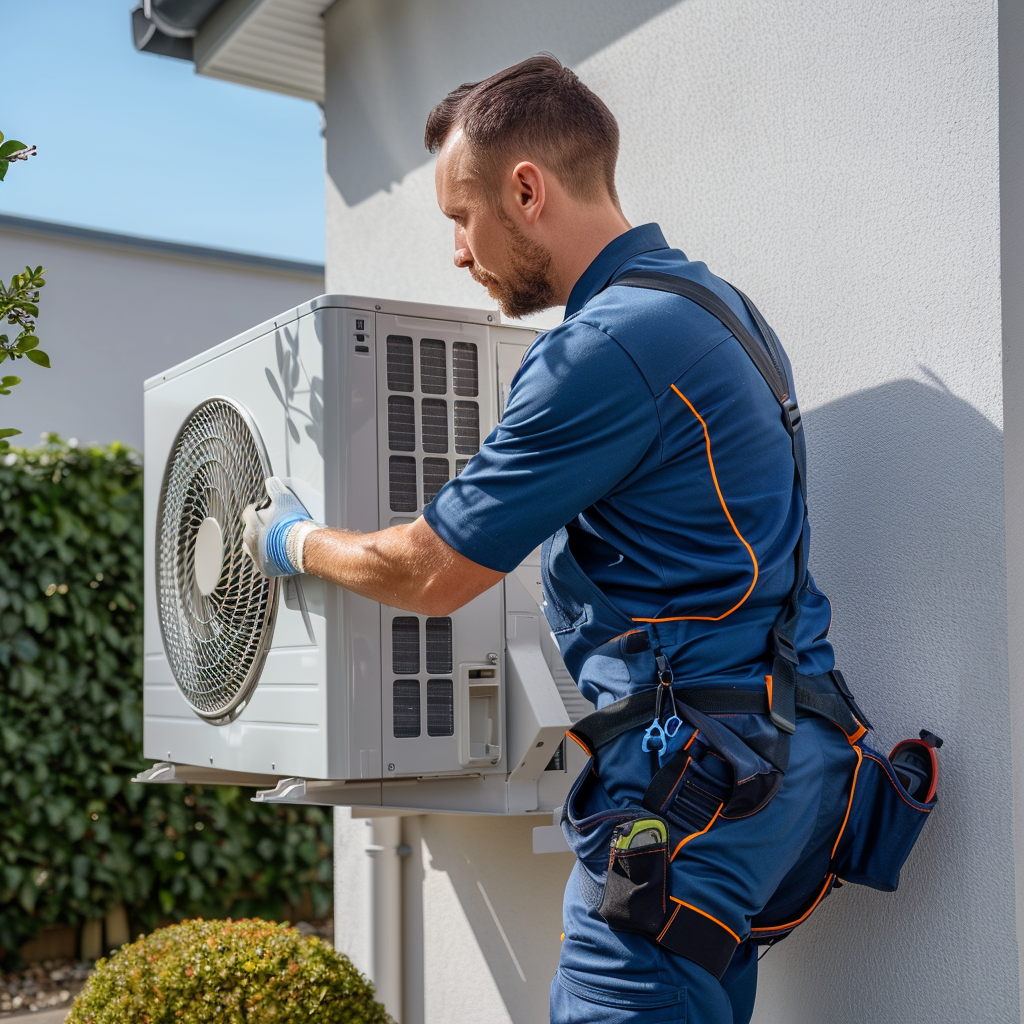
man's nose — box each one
[454,226,473,268]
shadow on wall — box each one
[754,378,1017,1023]
[324,0,683,205]
[403,814,574,1024]
[408,379,1015,1023]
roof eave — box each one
[133,0,327,105]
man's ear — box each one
[511,161,545,225]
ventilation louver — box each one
[427,679,455,737]
[392,616,420,674]
[386,336,481,514]
[393,680,421,737]
[156,397,279,724]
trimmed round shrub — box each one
[66,918,393,1024]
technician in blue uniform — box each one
[243,56,858,1024]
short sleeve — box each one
[422,320,659,572]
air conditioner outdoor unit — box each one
[138,295,591,818]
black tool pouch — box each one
[598,819,670,935]
[832,743,935,892]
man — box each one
[244,56,857,1024]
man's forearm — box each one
[301,517,504,616]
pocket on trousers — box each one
[555,968,685,1011]
[832,744,935,892]
[599,823,669,936]
[561,761,638,878]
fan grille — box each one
[157,397,278,722]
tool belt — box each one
[565,676,937,979]
[562,272,941,979]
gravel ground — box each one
[0,919,334,1019]
[0,960,91,1018]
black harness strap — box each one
[658,899,739,981]
[613,272,810,739]
[569,673,870,765]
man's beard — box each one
[470,224,556,319]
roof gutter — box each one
[131,0,228,62]
[132,0,328,104]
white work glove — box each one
[241,476,325,577]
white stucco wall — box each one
[0,220,323,449]
[323,1,1015,1020]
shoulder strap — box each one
[612,271,808,736]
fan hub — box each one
[194,516,224,597]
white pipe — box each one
[366,816,403,1021]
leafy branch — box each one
[0,130,36,182]
[0,130,46,450]
[0,267,49,443]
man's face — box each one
[435,131,556,319]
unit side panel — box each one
[321,307,383,780]
[374,313,505,778]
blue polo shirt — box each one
[424,224,835,680]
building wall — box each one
[0,217,323,449]
[1000,0,1024,1014]
[323,1,1014,1021]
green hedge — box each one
[0,437,332,957]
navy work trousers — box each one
[550,713,857,1023]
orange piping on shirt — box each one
[631,384,758,623]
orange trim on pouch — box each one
[750,874,835,934]
[765,674,773,710]
[659,757,693,812]
[670,802,724,861]
[863,753,932,812]
[631,385,758,623]
[668,897,741,944]
[831,745,863,859]
[655,901,681,943]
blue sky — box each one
[0,1,325,262]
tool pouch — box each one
[598,818,670,935]
[752,734,939,945]
[563,700,783,958]
[832,742,936,892]
[644,701,783,826]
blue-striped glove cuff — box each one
[262,517,325,575]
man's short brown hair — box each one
[424,54,620,206]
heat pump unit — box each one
[139,295,591,816]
